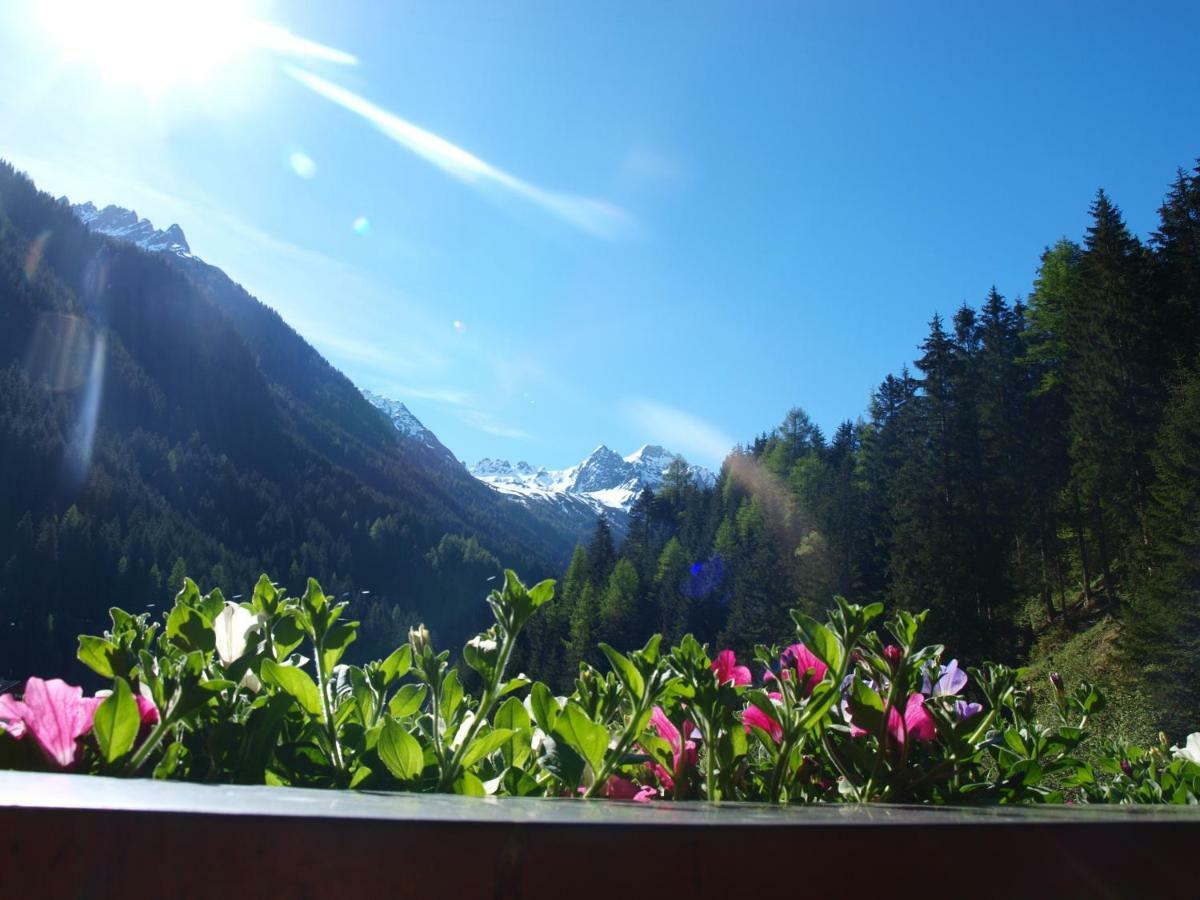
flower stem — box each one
[437,628,517,792]
[312,640,345,775]
[583,674,659,799]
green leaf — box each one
[261,658,323,718]
[272,613,306,657]
[453,770,486,796]
[495,695,531,732]
[320,621,358,674]
[165,603,214,653]
[494,696,532,768]
[388,683,428,719]
[553,702,608,774]
[528,681,559,733]
[790,610,843,671]
[439,670,464,720]
[77,636,118,679]
[599,643,644,697]
[93,677,140,763]
[378,716,424,780]
[153,741,185,779]
[460,728,516,768]
[302,578,327,617]
[527,579,555,609]
[498,676,530,697]
[251,574,279,615]
[195,588,226,626]
[379,644,412,684]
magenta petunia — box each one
[711,649,752,687]
[0,677,101,768]
[742,692,784,743]
[603,775,656,802]
[884,693,936,747]
[782,643,828,696]
[646,706,697,792]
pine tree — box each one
[1152,164,1200,365]
[1127,362,1200,735]
[653,537,692,643]
[598,558,640,649]
[586,514,617,587]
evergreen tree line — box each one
[523,162,1200,734]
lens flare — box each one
[24,314,94,392]
[289,151,317,179]
[352,216,371,236]
[23,231,52,282]
[453,320,467,334]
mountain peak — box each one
[357,388,460,472]
[67,197,191,256]
[470,443,714,524]
[625,444,669,464]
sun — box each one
[34,0,261,96]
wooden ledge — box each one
[2,772,1195,897]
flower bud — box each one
[408,624,430,655]
[1049,672,1064,694]
[883,645,903,667]
[1120,759,1133,778]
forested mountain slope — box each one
[0,161,575,677]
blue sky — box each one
[2,1,1198,469]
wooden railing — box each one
[1,771,1195,897]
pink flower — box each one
[0,693,28,739]
[646,706,697,793]
[742,692,784,743]
[0,678,102,768]
[780,643,828,696]
[603,775,656,802]
[135,694,160,727]
[711,650,751,686]
[885,693,936,747]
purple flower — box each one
[955,700,983,721]
[922,659,968,697]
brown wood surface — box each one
[1,803,1195,899]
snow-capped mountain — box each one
[65,199,192,256]
[60,194,706,544]
[361,389,461,469]
[470,444,714,529]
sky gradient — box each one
[2,1,1198,469]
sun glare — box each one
[35,0,265,96]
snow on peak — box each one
[64,197,191,256]
[361,389,441,443]
[468,443,714,520]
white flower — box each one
[213,602,263,692]
[1172,732,1200,766]
[467,634,498,653]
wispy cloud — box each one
[285,67,637,241]
[378,384,474,407]
[459,410,532,440]
[249,22,359,66]
[619,146,689,187]
[624,398,735,467]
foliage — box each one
[522,161,1200,745]
[3,569,1196,805]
